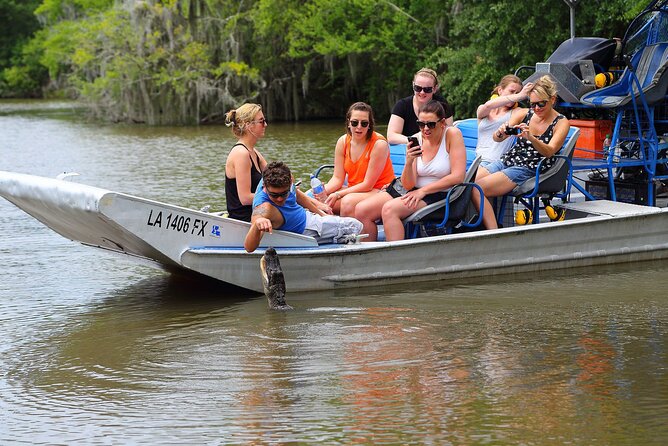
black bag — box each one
[387,177,409,198]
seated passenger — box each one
[244,161,363,252]
[387,68,455,144]
[355,100,466,241]
[322,102,396,217]
[224,103,269,221]
[476,75,533,166]
[472,75,570,230]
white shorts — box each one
[303,212,363,244]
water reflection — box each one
[2,261,668,443]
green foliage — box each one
[0,0,650,121]
[35,0,114,23]
[0,0,45,96]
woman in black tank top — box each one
[224,104,269,221]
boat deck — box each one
[561,200,663,217]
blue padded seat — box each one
[580,42,668,108]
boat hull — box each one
[183,207,668,292]
[2,170,668,293]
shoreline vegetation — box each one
[1,0,640,125]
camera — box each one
[504,126,522,135]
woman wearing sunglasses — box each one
[472,75,570,230]
[224,103,269,221]
[476,75,533,166]
[355,100,466,241]
[387,68,455,144]
[321,102,396,217]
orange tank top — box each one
[343,131,396,189]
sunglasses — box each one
[266,188,290,199]
[413,84,434,94]
[529,100,548,109]
[416,119,442,129]
[350,119,369,128]
[350,120,369,128]
[252,118,268,125]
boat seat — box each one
[517,37,618,103]
[580,42,668,108]
[453,118,480,158]
[403,155,484,238]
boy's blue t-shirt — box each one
[252,180,307,234]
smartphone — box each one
[407,136,422,156]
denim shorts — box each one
[483,160,535,185]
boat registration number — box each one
[146,209,208,237]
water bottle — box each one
[614,143,622,163]
[310,174,328,202]
[603,134,611,159]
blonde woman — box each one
[387,67,455,144]
[224,103,269,221]
[472,75,571,230]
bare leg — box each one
[474,172,517,230]
[472,187,498,230]
[354,191,392,241]
[382,197,425,241]
[339,189,381,217]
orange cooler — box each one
[569,119,613,159]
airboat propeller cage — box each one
[521,37,618,103]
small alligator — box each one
[260,247,292,310]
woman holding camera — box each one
[386,68,455,144]
[476,75,533,166]
[472,75,570,230]
[321,102,396,217]
[355,100,466,241]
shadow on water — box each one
[6,273,263,397]
[287,256,668,306]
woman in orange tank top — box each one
[323,102,396,216]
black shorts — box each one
[423,191,448,205]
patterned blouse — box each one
[501,109,565,172]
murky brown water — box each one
[1,100,668,444]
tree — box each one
[431,0,641,118]
[1,0,647,121]
[0,0,46,97]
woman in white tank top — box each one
[355,100,467,241]
[476,75,532,165]
[414,128,452,188]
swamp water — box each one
[1,100,667,444]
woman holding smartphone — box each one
[355,100,466,241]
[321,102,396,217]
